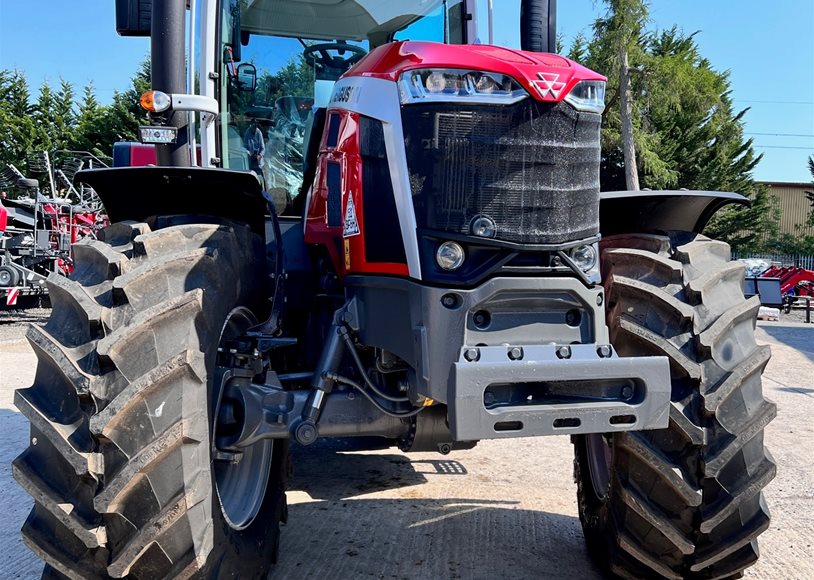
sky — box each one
[0,0,812,182]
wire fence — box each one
[734,253,814,270]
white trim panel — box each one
[327,76,422,280]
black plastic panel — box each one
[326,161,342,227]
[75,167,268,234]
[599,190,749,236]
[360,117,407,264]
[326,113,341,148]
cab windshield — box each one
[219,0,466,214]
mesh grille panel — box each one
[403,100,601,244]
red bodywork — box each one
[305,41,605,278]
[305,110,410,277]
[0,202,7,232]
[345,41,606,102]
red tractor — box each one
[13,1,774,578]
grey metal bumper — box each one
[449,344,671,440]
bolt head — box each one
[464,347,480,362]
[597,345,612,358]
[621,385,634,399]
[296,422,318,445]
[556,345,572,359]
[596,293,604,306]
[441,294,458,308]
[508,346,523,360]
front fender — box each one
[75,167,269,234]
[599,190,749,236]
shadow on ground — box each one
[761,325,814,363]
[290,439,437,500]
[284,441,603,579]
[0,408,44,579]
[279,496,601,579]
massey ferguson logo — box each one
[532,72,567,100]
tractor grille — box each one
[402,100,601,244]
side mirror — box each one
[237,63,257,92]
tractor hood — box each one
[344,41,606,105]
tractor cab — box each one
[215,0,472,215]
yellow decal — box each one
[344,239,351,270]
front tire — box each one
[13,219,289,579]
[574,233,775,579]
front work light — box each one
[564,81,606,113]
[399,69,528,105]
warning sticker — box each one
[343,197,360,238]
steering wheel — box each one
[303,42,367,73]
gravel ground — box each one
[0,309,49,345]
[0,314,812,579]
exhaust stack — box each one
[520,0,558,54]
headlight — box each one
[399,69,528,105]
[436,241,465,271]
[570,243,601,284]
[564,80,606,113]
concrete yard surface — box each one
[0,322,812,579]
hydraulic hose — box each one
[324,372,426,418]
[338,329,410,402]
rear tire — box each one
[13,219,289,579]
[574,232,775,579]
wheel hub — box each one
[212,307,274,531]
